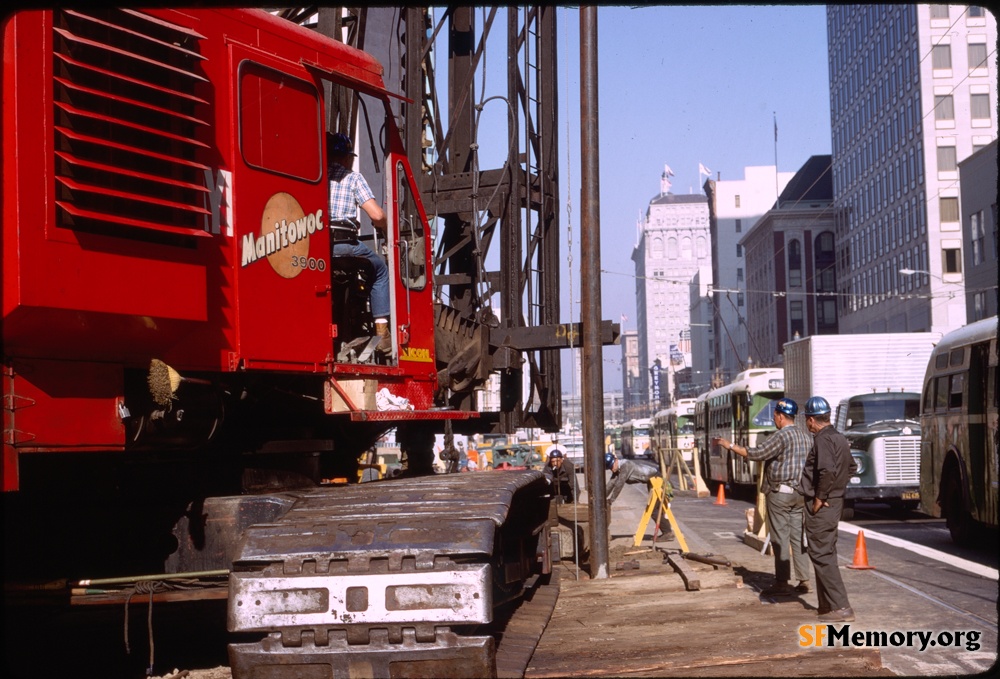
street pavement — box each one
[548,470,998,676]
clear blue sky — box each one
[553,5,833,391]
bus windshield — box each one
[750,393,782,427]
[676,417,694,435]
[633,427,650,437]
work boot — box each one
[375,321,392,354]
[818,607,855,622]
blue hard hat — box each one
[548,448,564,459]
[774,398,798,417]
[328,132,356,156]
[804,396,831,417]
[604,452,617,470]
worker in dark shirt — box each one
[543,449,577,504]
[797,396,858,623]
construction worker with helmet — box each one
[543,448,577,504]
[604,453,674,540]
[713,397,812,597]
[797,395,858,623]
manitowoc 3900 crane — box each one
[2,7,616,677]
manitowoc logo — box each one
[242,192,327,279]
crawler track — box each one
[227,470,552,678]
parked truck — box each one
[783,333,941,518]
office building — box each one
[632,166,710,411]
[704,165,794,383]
[959,140,998,321]
[741,155,837,367]
[827,4,997,334]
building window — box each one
[969,6,985,17]
[735,218,742,233]
[971,93,991,120]
[943,247,962,274]
[934,94,954,120]
[736,244,742,257]
[971,211,985,265]
[816,230,837,293]
[818,298,837,330]
[940,197,959,222]
[937,146,958,172]
[737,267,744,282]
[932,44,951,69]
[651,236,663,257]
[968,43,988,69]
[788,239,802,287]
[790,301,804,338]
[974,291,987,320]
[930,5,949,18]
[737,292,744,307]
[734,195,741,208]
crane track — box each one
[227,470,553,678]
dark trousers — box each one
[804,496,851,612]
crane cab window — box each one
[239,62,322,181]
[396,162,426,290]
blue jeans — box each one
[332,241,390,320]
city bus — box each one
[919,316,998,546]
[620,418,652,460]
[652,399,697,464]
[698,368,785,488]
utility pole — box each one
[580,6,609,579]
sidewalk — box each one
[526,478,891,677]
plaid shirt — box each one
[328,164,375,221]
[744,424,812,493]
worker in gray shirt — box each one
[714,397,812,597]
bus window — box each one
[949,373,964,410]
[949,347,965,367]
[935,353,949,370]
[923,380,935,412]
[935,376,949,410]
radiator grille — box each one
[879,436,920,484]
[52,9,212,240]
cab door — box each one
[229,44,333,370]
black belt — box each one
[330,219,360,243]
[331,228,359,243]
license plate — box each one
[901,490,919,500]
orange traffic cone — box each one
[713,484,727,506]
[847,530,875,570]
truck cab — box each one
[837,392,922,516]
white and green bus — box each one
[698,368,785,488]
[919,316,998,546]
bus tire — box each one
[943,474,975,547]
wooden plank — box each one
[665,552,701,590]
